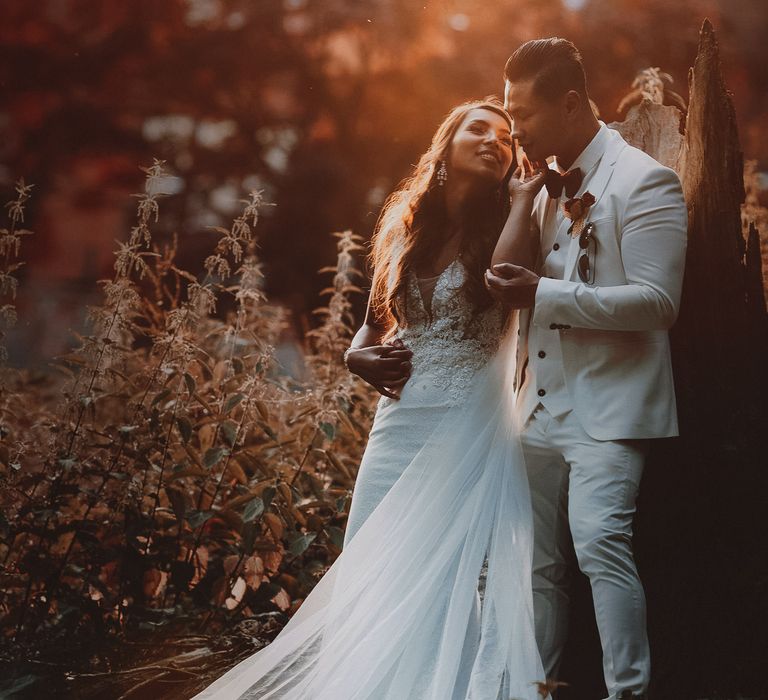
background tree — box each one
[0,0,766,365]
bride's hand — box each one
[508,163,547,199]
[345,339,412,400]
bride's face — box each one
[447,108,514,187]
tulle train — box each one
[193,334,545,700]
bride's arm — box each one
[490,166,546,269]
[485,168,546,308]
[344,293,412,399]
[490,193,538,270]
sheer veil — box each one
[193,320,545,700]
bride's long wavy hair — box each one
[369,98,514,333]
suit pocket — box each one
[585,214,616,229]
[583,338,666,375]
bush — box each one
[0,162,377,654]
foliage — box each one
[0,163,377,655]
[2,0,765,341]
[0,179,33,364]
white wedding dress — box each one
[194,259,545,700]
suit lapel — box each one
[562,130,628,282]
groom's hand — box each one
[484,263,540,309]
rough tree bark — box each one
[639,19,768,700]
[609,101,684,171]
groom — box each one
[485,38,687,699]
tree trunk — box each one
[637,19,768,700]
[608,99,685,171]
[746,222,767,317]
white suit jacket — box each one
[516,126,688,441]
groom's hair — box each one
[504,38,588,100]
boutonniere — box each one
[563,191,595,236]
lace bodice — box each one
[391,259,506,404]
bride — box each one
[194,98,548,700]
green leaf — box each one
[57,458,76,472]
[223,393,244,414]
[152,388,172,406]
[165,486,186,522]
[220,419,237,447]
[176,416,192,443]
[242,497,264,523]
[203,446,228,469]
[262,486,276,510]
[259,422,278,441]
[0,674,40,696]
[187,510,213,529]
[288,532,316,556]
[326,526,345,549]
[319,422,335,440]
[241,521,258,554]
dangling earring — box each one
[436,160,448,186]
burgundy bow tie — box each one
[545,167,583,199]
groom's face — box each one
[504,78,565,164]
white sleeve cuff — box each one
[532,276,571,328]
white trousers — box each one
[520,405,650,699]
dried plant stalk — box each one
[0,169,375,661]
